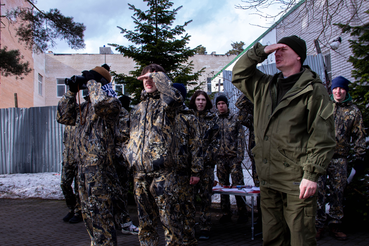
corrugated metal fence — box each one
[0,106,64,174]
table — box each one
[212,186,260,240]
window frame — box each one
[56,78,68,98]
[38,73,43,96]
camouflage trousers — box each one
[113,158,132,229]
[216,156,247,216]
[60,161,81,215]
[194,165,215,231]
[316,158,347,228]
[133,171,182,246]
[248,131,259,187]
[170,172,197,245]
[78,165,117,246]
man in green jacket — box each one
[232,35,336,246]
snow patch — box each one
[0,172,64,199]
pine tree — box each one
[336,10,369,130]
[195,45,207,55]
[1,0,85,78]
[0,47,32,79]
[225,41,245,56]
[336,10,369,226]
[110,0,205,105]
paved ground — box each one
[0,199,368,246]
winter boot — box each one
[329,223,347,241]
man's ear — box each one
[297,57,301,61]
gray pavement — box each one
[0,199,368,246]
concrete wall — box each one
[190,53,237,92]
[33,52,46,107]
[44,53,237,106]
[0,0,34,108]
[44,53,136,106]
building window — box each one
[115,84,125,95]
[38,73,43,96]
[207,77,212,92]
[57,78,68,97]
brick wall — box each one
[0,0,34,109]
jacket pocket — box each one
[272,148,303,183]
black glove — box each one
[69,81,79,93]
[119,95,131,111]
[82,70,95,81]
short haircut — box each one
[189,90,213,111]
[141,64,165,75]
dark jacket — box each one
[331,94,366,160]
[126,72,183,173]
[115,106,130,165]
[216,110,245,163]
[172,105,203,177]
[235,94,254,130]
[194,110,220,167]
[57,80,121,174]
[232,42,336,195]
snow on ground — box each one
[0,172,64,199]
[0,170,256,205]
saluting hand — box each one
[264,43,287,54]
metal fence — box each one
[0,106,64,174]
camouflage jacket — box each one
[216,110,245,162]
[332,94,366,160]
[194,110,220,167]
[115,106,130,164]
[126,72,183,173]
[56,80,121,172]
[172,105,203,177]
[62,125,77,165]
[235,94,254,130]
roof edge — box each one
[211,0,306,80]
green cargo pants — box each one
[260,187,317,246]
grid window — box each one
[57,78,68,97]
[38,73,43,96]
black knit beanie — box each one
[216,95,228,106]
[278,35,307,65]
[172,83,187,100]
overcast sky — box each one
[34,0,281,54]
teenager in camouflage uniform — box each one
[316,76,366,241]
[189,91,220,240]
[215,94,248,224]
[170,83,203,245]
[60,125,82,223]
[125,64,183,246]
[57,64,122,246]
[235,94,258,186]
[235,94,263,229]
[113,96,139,235]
